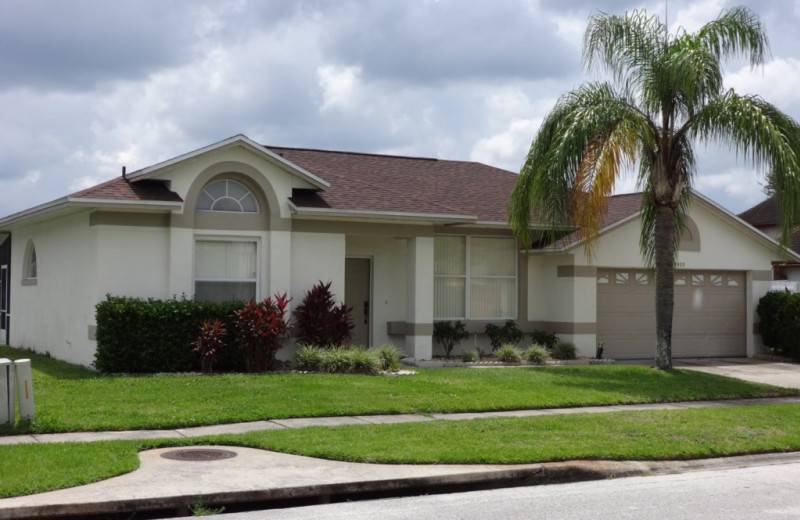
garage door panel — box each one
[597,269,746,359]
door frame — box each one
[345,257,373,347]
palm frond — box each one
[508,83,644,250]
[690,92,800,248]
[696,6,769,67]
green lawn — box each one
[0,346,796,434]
[2,404,799,498]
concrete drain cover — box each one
[161,448,238,462]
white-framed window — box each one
[194,239,257,302]
[23,240,37,281]
[434,235,517,320]
[196,179,259,213]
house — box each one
[0,135,793,365]
[739,195,800,281]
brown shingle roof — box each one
[70,177,183,202]
[738,195,779,227]
[271,146,517,222]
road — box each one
[187,461,800,519]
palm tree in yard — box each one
[508,7,800,370]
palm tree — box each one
[508,7,800,370]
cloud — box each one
[317,65,362,112]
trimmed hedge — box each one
[757,291,800,360]
[94,296,245,373]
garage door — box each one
[597,269,746,359]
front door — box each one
[345,258,371,346]
[0,264,8,345]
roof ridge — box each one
[265,145,439,162]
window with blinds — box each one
[434,236,517,320]
[194,240,257,302]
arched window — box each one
[196,179,259,213]
[23,241,37,281]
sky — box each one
[1,0,799,217]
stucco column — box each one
[168,227,194,297]
[405,236,434,360]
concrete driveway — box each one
[675,358,800,389]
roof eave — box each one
[288,201,478,225]
[126,134,330,191]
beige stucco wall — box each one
[10,211,99,366]
[530,199,782,358]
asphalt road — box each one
[187,461,800,520]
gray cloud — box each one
[319,0,577,84]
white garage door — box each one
[597,269,746,359]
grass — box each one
[0,345,797,434]
[2,404,800,498]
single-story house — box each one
[0,134,793,366]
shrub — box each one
[530,329,558,350]
[294,345,381,374]
[95,296,244,373]
[461,349,479,362]
[524,344,551,364]
[294,344,324,372]
[293,281,354,348]
[496,344,522,363]
[234,293,291,372]
[551,341,577,360]
[433,320,469,359]
[375,344,404,372]
[192,319,227,373]
[757,290,800,359]
[485,320,524,352]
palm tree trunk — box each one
[654,204,675,370]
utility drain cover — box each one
[161,449,238,462]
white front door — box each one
[345,258,371,346]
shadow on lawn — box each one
[0,346,98,381]
[535,365,796,401]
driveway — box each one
[675,358,800,390]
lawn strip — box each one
[2,404,800,498]
[1,346,796,435]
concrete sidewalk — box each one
[2,396,800,519]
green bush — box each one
[551,341,577,360]
[375,344,404,372]
[524,344,551,364]
[433,321,469,358]
[294,344,324,372]
[293,345,389,374]
[496,344,522,363]
[757,290,800,359]
[530,329,558,350]
[94,296,244,373]
[461,349,479,362]
[484,320,524,352]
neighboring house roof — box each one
[738,194,800,254]
[738,195,779,227]
[272,146,517,223]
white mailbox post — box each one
[14,359,34,420]
[0,358,14,425]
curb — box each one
[4,451,799,520]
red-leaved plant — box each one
[292,281,354,348]
[193,319,227,373]
[234,293,291,372]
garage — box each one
[596,269,746,359]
